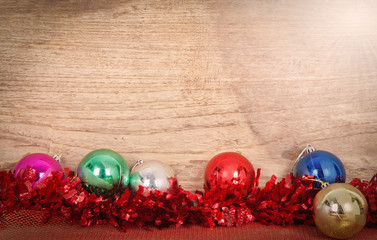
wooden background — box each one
[1,0,376,192]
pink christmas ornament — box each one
[13,153,63,185]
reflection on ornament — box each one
[292,145,346,187]
[204,152,255,193]
[313,183,368,239]
[129,160,175,193]
[13,153,63,186]
[77,149,129,196]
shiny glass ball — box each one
[292,150,346,187]
[13,153,63,186]
[204,152,255,192]
[129,160,175,193]
[313,183,368,239]
[77,149,129,196]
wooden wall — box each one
[1,0,377,191]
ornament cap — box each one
[53,154,61,163]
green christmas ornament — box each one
[77,149,130,196]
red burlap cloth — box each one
[1,210,376,240]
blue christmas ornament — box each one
[292,146,346,187]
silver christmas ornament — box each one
[129,160,175,193]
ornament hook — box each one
[52,154,66,177]
[131,159,144,172]
[291,145,316,173]
[53,154,61,163]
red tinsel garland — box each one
[247,174,318,225]
[0,167,376,230]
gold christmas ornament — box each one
[313,183,368,239]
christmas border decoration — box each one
[0,148,376,239]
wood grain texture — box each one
[1,0,377,191]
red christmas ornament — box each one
[204,152,255,193]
